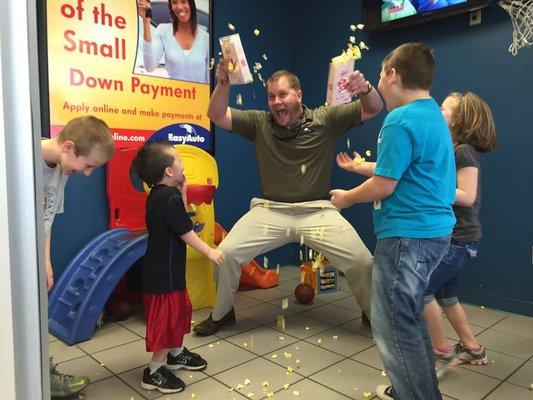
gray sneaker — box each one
[50,358,90,397]
[434,352,456,379]
[454,342,488,365]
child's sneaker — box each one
[434,351,456,379]
[376,384,394,399]
[167,347,207,370]
[49,359,90,397]
[141,366,185,393]
[454,342,488,365]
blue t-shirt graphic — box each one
[373,98,456,239]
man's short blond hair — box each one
[57,116,115,160]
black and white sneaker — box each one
[167,347,207,371]
[376,384,394,399]
[140,366,185,393]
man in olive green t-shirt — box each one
[194,59,383,336]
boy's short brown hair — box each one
[58,116,115,160]
[382,42,435,90]
[131,142,175,187]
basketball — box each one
[105,296,132,321]
[294,283,315,304]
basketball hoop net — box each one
[499,0,533,55]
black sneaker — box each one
[193,308,236,336]
[167,347,207,371]
[376,384,394,399]
[140,366,185,393]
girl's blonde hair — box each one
[447,92,498,153]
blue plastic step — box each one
[48,228,147,345]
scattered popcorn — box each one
[284,352,293,359]
[278,336,285,341]
[236,384,244,390]
[286,366,293,374]
[262,53,268,60]
[381,370,387,377]
[364,391,373,398]
[246,392,254,398]
[354,157,366,165]
[266,392,274,398]
[244,378,251,386]
[283,383,290,390]
[365,149,372,157]
[305,326,310,331]
[353,386,358,391]
[491,360,495,364]
[349,36,356,44]
[292,390,300,397]
[236,93,243,105]
[243,342,248,347]
[229,387,234,392]
[191,394,196,399]
[332,335,339,340]
[338,369,342,374]
[208,344,214,348]
[317,338,322,345]
[253,28,260,36]
[296,359,301,367]
[282,298,289,309]
[295,345,300,350]
[228,22,236,31]
[262,380,269,387]
[272,354,278,359]
[301,164,307,175]
[216,341,220,345]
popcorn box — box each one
[300,261,338,294]
[219,33,253,85]
[326,57,355,106]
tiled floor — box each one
[49,266,533,400]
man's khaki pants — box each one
[212,198,373,320]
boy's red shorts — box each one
[143,290,192,352]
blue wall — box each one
[52,0,532,315]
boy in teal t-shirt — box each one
[330,42,455,400]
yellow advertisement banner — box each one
[47,0,211,149]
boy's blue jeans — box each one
[372,236,451,400]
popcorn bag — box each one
[326,57,356,106]
[219,33,253,85]
[325,44,362,106]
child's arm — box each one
[454,167,478,207]
[180,230,225,266]
[44,232,54,292]
[329,175,397,209]
[336,151,376,177]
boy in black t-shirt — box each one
[131,142,225,394]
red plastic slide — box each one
[214,223,279,289]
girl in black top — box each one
[424,92,498,378]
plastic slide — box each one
[214,223,279,289]
[48,228,147,345]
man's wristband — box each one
[361,81,373,96]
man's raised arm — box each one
[207,58,233,131]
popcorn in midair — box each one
[228,22,236,31]
[236,93,243,105]
[359,41,370,50]
[349,36,356,44]
[365,149,372,157]
[262,53,268,60]
[253,28,260,36]
[209,58,215,70]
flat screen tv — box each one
[364,0,494,31]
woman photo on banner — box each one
[137,0,209,84]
